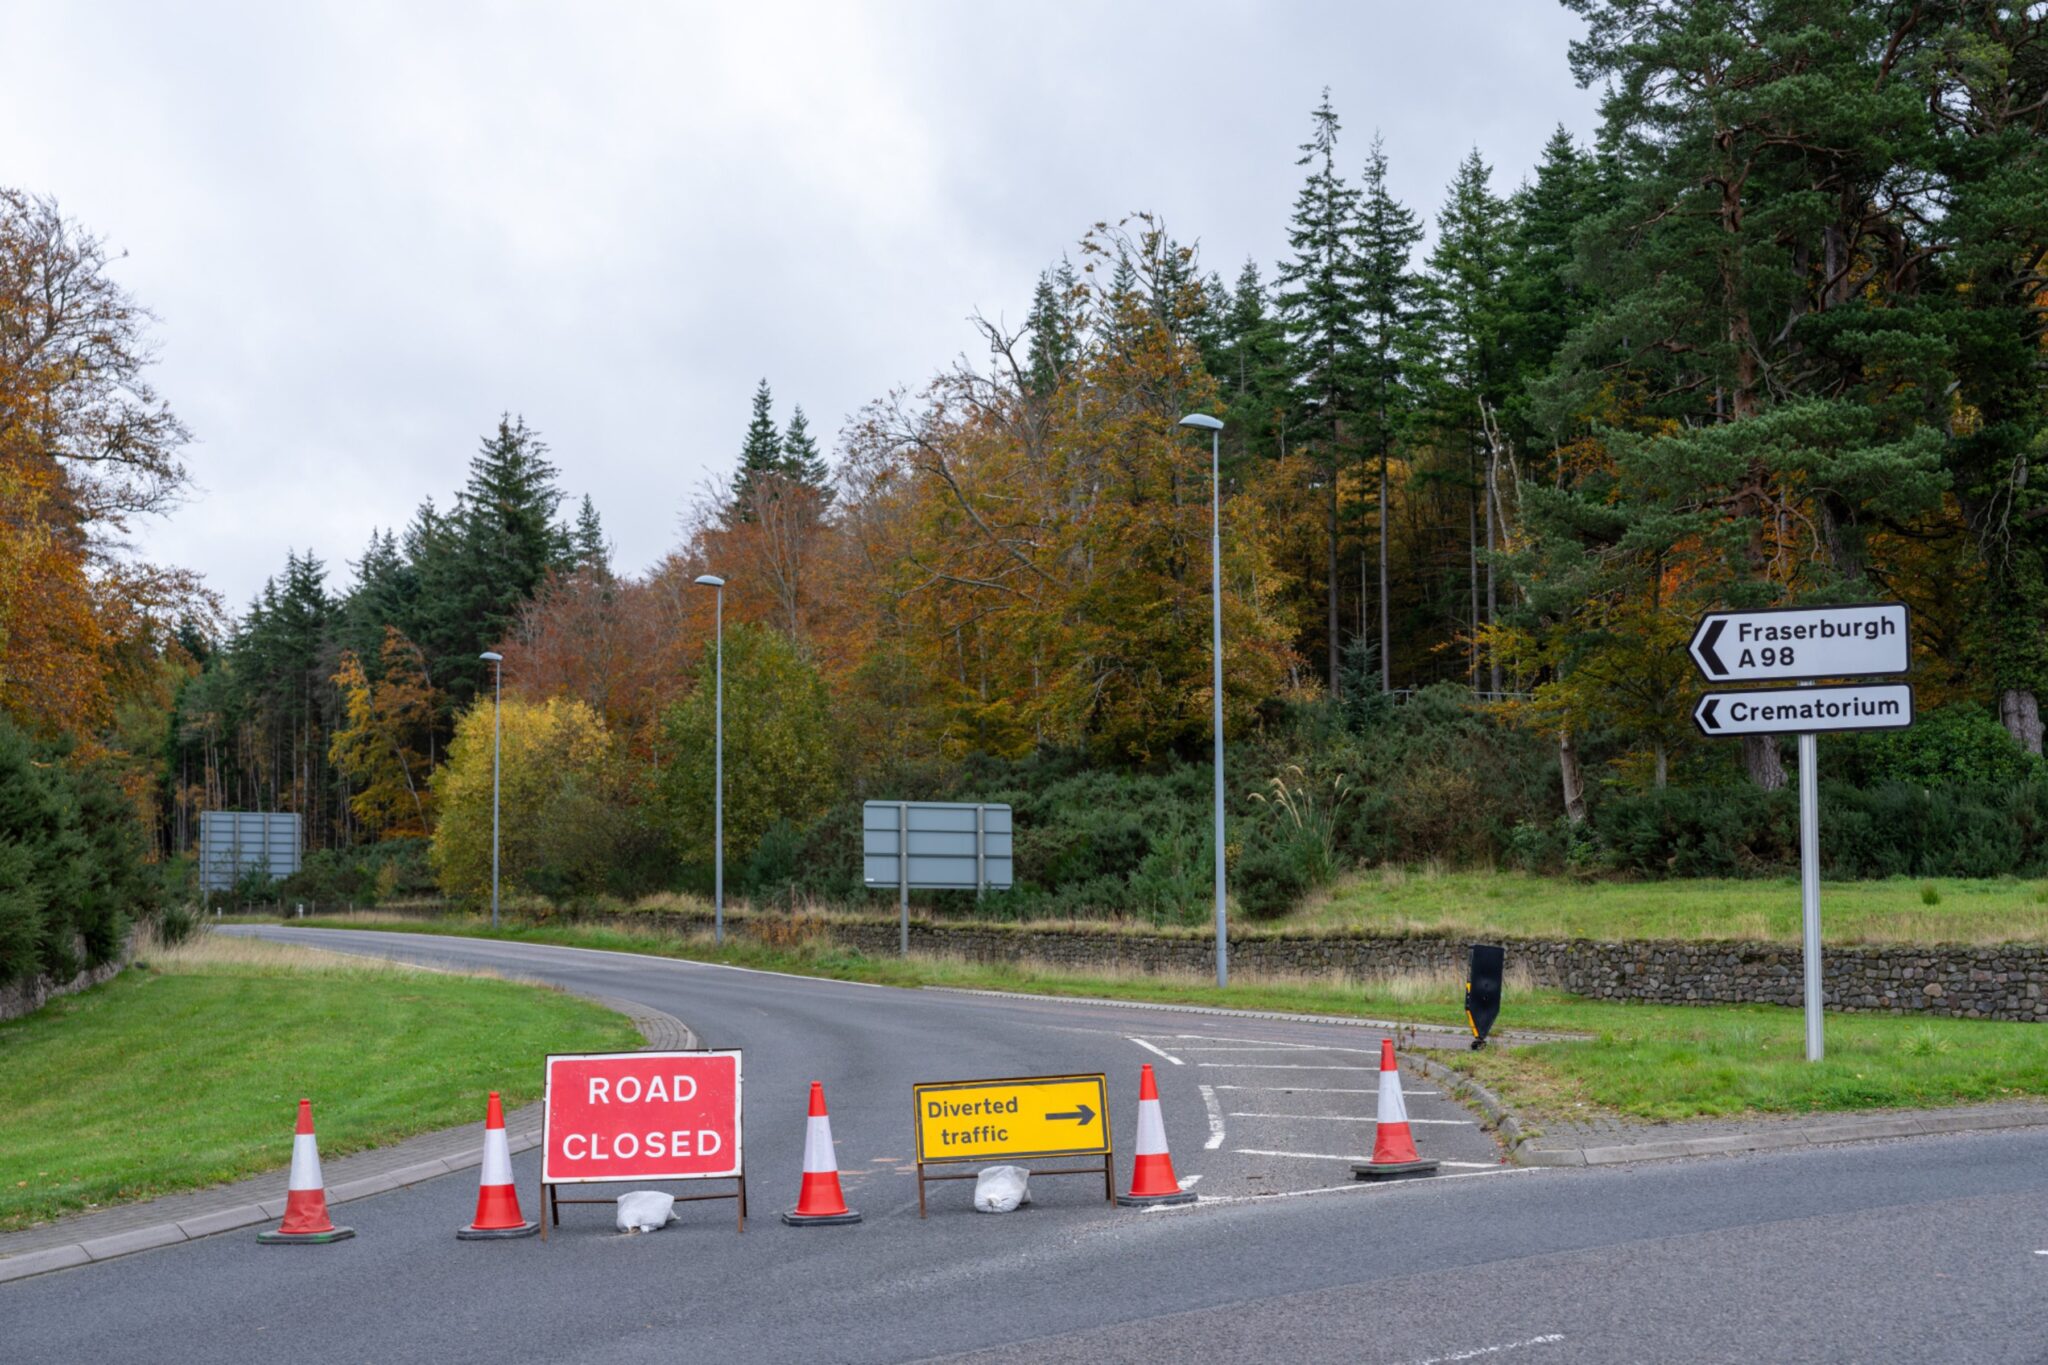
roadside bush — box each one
[0,717,148,986]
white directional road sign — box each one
[1687,603,1909,684]
[1693,683,1915,738]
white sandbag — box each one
[972,1165,1031,1214]
[615,1190,676,1232]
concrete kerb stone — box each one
[1512,1105,2048,1168]
[0,989,692,1284]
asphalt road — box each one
[8,927,2047,1364]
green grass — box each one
[276,912,2048,1127]
[1300,868,2048,945]
[0,935,638,1231]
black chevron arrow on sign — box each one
[1699,698,1721,731]
[1696,619,1728,677]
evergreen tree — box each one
[571,495,610,577]
[412,415,572,710]
[1421,148,1512,691]
[1497,127,1603,449]
[1024,261,1084,399]
[731,379,785,514]
[1547,0,1951,787]
[781,406,831,496]
[1213,259,1291,463]
[337,528,416,674]
[1275,88,1366,691]
[1352,134,1426,690]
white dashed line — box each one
[1228,1112,1475,1125]
[1198,1084,1227,1150]
[1177,1173,1203,1190]
[1212,1085,1437,1096]
[1142,1165,1540,1210]
[1198,1063,1377,1071]
[1402,1333,1566,1364]
[1127,1036,1184,1065]
[1233,1147,1373,1161]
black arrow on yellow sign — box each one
[1046,1104,1095,1125]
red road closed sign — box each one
[542,1050,743,1184]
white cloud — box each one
[0,0,1598,607]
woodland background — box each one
[4,3,2048,983]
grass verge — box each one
[267,912,2048,1127]
[0,926,639,1232]
[1300,867,2048,945]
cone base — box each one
[257,1225,355,1244]
[1350,1159,1439,1181]
[457,1221,540,1240]
[780,1209,861,1226]
[1116,1189,1197,1207]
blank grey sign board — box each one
[862,802,1013,891]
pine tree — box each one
[1024,260,1084,399]
[1549,0,1951,788]
[731,379,785,515]
[1214,259,1291,463]
[1352,134,1426,691]
[1275,88,1366,691]
[412,415,572,711]
[571,495,610,577]
[1422,148,1511,691]
[781,406,831,496]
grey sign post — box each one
[863,801,1014,955]
[1688,604,1913,1062]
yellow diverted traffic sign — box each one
[913,1073,1111,1163]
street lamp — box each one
[478,652,504,930]
[693,575,726,947]
[1178,412,1228,988]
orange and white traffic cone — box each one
[457,1091,539,1239]
[257,1099,356,1243]
[1351,1039,1440,1181]
[1117,1063,1196,1206]
[781,1082,861,1226]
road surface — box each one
[7,926,2045,1364]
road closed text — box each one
[543,1050,743,1182]
[557,1128,723,1161]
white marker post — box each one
[1687,605,1914,1063]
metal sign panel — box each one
[912,1073,1110,1164]
[1693,683,1915,737]
[542,1050,743,1184]
[196,810,303,893]
[1687,603,1909,684]
[863,801,1013,891]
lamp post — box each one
[693,575,726,947]
[478,651,503,930]
[1178,412,1228,988]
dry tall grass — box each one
[135,921,511,982]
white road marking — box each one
[1171,1045,1330,1053]
[1213,1085,1437,1096]
[1177,1173,1203,1190]
[1234,1147,1370,1161]
[1198,1085,1227,1150]
[2037,1250,2048,1256]
[1199,1063,1376,1071]
[1142,1164,1539,1210]
[1440,1160,1501,1169]
[1127,1036,1184,1065]
[1404,1333,1566,1364]
[1228,1112,1474,1125]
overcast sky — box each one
[1,2,1602,611]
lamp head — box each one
[693,574,726,588]
[478,651,502,663]
[1178,413,1224,431]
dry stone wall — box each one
[581,909,2048,1022]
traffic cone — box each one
[1351,1039,1440,1181]
[1117,1064,1196,1206]
[781,1082,861,1226]
[457,1092,539,1239]
[257,1099,356,1243]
